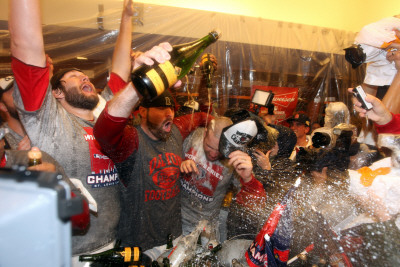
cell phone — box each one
[352,85,373,110]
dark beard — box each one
[146,115,172,142]
[64,85,99,110]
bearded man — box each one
[8,0,174,261]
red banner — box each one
[251,86,299,124]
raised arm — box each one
[9,0,46,67]
[382,32,400,114]
[110,0,134,82]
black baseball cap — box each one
[0,76,14,99]
[140,90,175,108]
[50,68,82,89]
[287,113,311,127]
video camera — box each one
[297,123,356,173]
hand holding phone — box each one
[352,85,373,110]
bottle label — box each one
[174,66,182,78]
[146,69,165,97]
[133,247,140,262]
[159,61,178,87]
[123,247,132,262]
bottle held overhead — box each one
[131,29,221,100]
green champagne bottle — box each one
[78,244,142,264]
[166,234,173,249]
[162,257,171,267]
[131,29,221,100]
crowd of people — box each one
[2,0,400,266]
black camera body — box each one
[352,85,373,110]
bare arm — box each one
[348,88,392,125]
[110,0,134,81]
[382,33,400,114]
[9,0,46,67]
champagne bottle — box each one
[166,234,173,250]
[79,242,142,264]
[162,257,171,267]
[131,29,221,100]
[28,147,42,166]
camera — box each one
[352,85,373,110]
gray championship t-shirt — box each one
[13,81,120,255]
[181,128,234,235]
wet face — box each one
[59,71,99,110]
[145,107,174,141]
[203,131,221,162]
[290,122,309,139]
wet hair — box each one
[50,68,82,90]
[207,116,233,139]
[269,124,297,158]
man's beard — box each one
[64,85,99,110]
[146,115,172,142]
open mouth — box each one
[81,83,93,93]
[163,121,172,132]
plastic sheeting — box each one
[0,2,365,119]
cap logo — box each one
[231,131,253,145]
[165,97,171,106]
[223,120,258,147]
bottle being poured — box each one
[131,29,221,101]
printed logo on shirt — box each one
[145,152,182,202]
[182,148,224,202]
[84,127,119,188]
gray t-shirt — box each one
[13,71,120,255]
[181,128,234,235]
[116,125,183,251]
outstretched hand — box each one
[348,88,392,125]
[132,43,182,88]
[123,0,135,17]
[180,159,199,175]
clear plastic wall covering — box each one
[0,2,365,120]
[2,3,400,265]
